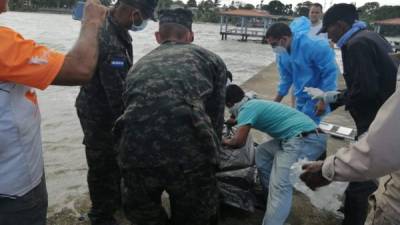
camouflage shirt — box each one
[76,14,133,129]
[115,42,227,169]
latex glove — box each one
[323,91,340,104]
[304,87,340,104]
[304,87,325,100]
[300,161,331,190]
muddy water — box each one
[0,11,273,214]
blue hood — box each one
[290,16,311,37]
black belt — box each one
[298,128,324,138]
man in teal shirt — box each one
[223,84,327,225]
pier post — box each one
[220,15,223,33]
[240,16,244,35]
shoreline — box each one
[11,9,72,15]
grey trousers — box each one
[0,176,48,225]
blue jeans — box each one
[255,133,327,225]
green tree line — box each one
[10,0,400,36]
[165,0,311,23]
[358,2,400,36]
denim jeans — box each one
[0,176,48,225]
[255,133,327,225]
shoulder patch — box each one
[110,57,125,68]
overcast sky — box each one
[184,0,400,10]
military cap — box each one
[158,8,193,31]
[318,3,358,34]
[120,0,158,21]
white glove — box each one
[303,87,324,100]
[304,87,340,104]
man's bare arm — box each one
[52,0,107,86]
[222,125,251,148]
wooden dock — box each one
[221,28,267,41]
[219,9,290,42]
[372,17,400,52]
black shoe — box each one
[91,220,119,225]
[88,211,119,225]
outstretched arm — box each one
[52,0,107,86]
[222,125,251,148]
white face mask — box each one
[130,19,148,32]
[272,46,287,55]
[228,95,252,117]
[228,102,241,118]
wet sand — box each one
[47,63,352,225]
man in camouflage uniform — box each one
[114,8,228,225]
[75,1,157,224]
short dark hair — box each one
[226,84,245,105]
[115,1,139,13]
[265,23,292,40]
[311,3,323,11]
[159,23,190,41]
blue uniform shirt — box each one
[236,99,317,140]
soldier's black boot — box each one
[88,210,119,225]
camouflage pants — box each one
[85,146,122,224]
[121,163,219,225]
[365,195,400,225]
[78,114,121,224]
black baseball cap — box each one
[318,3,358,34]
[120,0,158,21]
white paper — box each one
[336,127,353,136]
[319,123,334,131]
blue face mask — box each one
[130,19,148,32]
